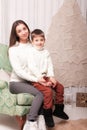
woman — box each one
[8,20,45,130]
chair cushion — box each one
[17,93,34,105]
[15,105,31,116]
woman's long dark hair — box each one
[9,20,31,47]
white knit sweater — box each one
[27,47,54,80]
[9,42,38,82]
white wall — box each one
[0,0,87,44]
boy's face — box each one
[32,36,45,50]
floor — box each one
[0,103,87,130]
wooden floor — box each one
[0,103,87,130]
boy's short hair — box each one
[31,29,45,40]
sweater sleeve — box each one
[9,48,38,82]
[46,51,54,77]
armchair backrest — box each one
[0,43,12,73]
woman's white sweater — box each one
[9,42,38,82]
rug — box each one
[47,119,87,130]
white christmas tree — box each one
[46,0,87,87]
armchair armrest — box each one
[0,80,8,89]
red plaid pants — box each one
[32,81,64,109]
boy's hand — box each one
[49,77,57,88]
[46,81,52,87]
[43,76,52,87]
[38,77,52,86]
[38,77,47,86]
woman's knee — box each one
[9,83,16,94]
[37,91,44,101]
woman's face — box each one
[16,23,29,43]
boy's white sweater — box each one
[27,47,54,80]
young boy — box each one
[27,29,69,127]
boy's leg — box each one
[54,81,64,104]
[32,82,55,127]
[53,81,69,120]
[32,82,53,109]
